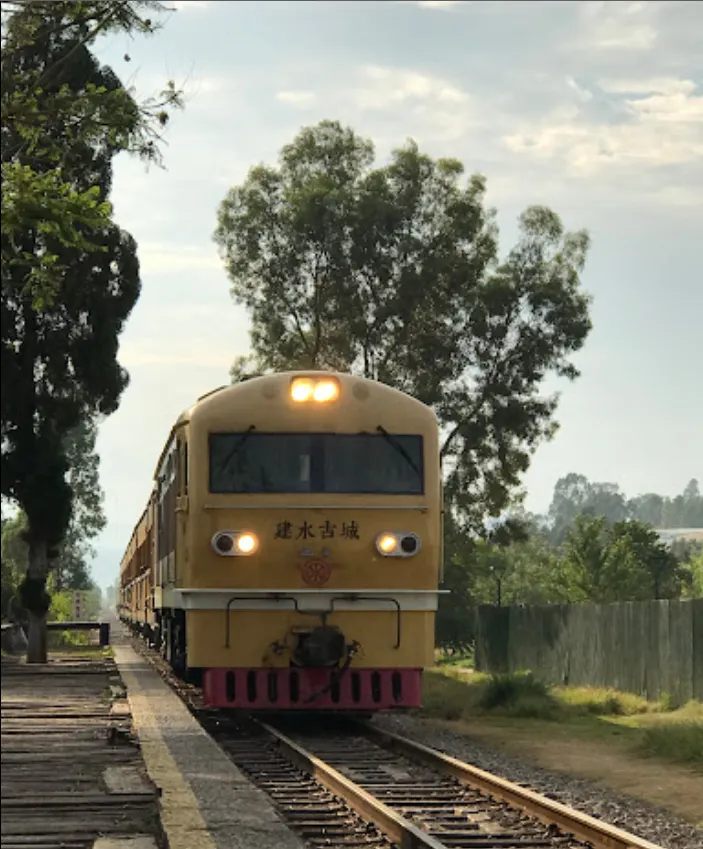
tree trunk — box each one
[25,539,49,664]
[27,611,48,663]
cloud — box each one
[598,78,698,96]
[394,0,472,7]
[172,0,210,11]
[118,339,236,370]
[566,77,594,104]
[501,77,703,191]
[573,1,661,51]
[354,65,469,110]
[138,244,222,274]
[276,90,317,106]
[414,1,472,7]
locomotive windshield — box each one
[209,432,424,495]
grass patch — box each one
[422,670,562,721]
[422,666,703,769]
[434,649,475,668]
[639,720,703,768]
[553,686,652,716]
[478,672,561,719]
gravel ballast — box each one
[373,714,703,849]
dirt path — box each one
[436,718,703,826]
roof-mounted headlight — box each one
[291,376,340,403]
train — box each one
[118,371,443,712]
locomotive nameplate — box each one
[275,519,360,540]
[300,559,332,586]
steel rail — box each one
[360,723,663,849]
[258,721,448,849]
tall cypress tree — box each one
[1,2,171,660]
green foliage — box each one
[436,518,568,652]
[215,120,593,533]
[682,551,703,598]
[478,671,552,712]
[1,513,27,617]
[554,686,652,716]
[639,721,703,768]
[1,2,180,646]
[435,513,478,652]
[1,163,113,308]
[558,515,688,602]
[1,1,183,305]
[1,422,104,615]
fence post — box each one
[99,621,111,647]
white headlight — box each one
[290,376,340,403]
[212,531,259,556]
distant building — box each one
[655,528,703,545]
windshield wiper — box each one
[375,425,421,478]
[218,425,256,475]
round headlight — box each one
[236,532,258,554]
[313,380,340,402]
[377,533,398,554]
[291,378,315,402]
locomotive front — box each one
[173,372,442,711]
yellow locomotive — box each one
[119,372,443,711]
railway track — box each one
[130,629,664,849]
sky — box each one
[88,0,703,590]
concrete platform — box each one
[111,623,304,849]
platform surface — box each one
[111,621,304,849]
[1,647,163,849]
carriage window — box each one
[209,433,424,494]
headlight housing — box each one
[290,376,340,403]
[375,532,421,558]
[211,530,259,556]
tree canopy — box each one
[1,1,180,307]
[214,120,593,532]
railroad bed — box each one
[200,712,665,849]
[129,629,664,849]
[0,652,164,849]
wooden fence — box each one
[474,598,703,703]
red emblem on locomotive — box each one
[300,559,331,586]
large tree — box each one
[1,1,181,661]
[214,121,593,531]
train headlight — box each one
[377,534,398,554]
[236,533,258,554]
[291,376,340,403]
[291,378,315,402]
[375,532,421,558]
[313,380,340,402]
[211,531,259,556]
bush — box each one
[479,672,551,710]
